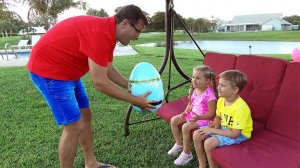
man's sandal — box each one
[99,163,117,168]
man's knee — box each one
[81,108,92,122]
[64,119,85,135]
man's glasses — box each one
[129,22,142,33]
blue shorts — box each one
[29,72,90,125]
[202,126,249,147]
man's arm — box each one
[107,62,128,89]
[88,58,155,109]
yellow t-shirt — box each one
[216,97,253,138]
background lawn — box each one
[0,31,294,167]
[0,50,203,167]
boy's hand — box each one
[198,127,214,136]
[208,121,220,128]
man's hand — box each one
[128,83,132,93]
[134,91,157,111]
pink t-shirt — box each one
[184,87,216,126]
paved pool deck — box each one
[0,45,138,67]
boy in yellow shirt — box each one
[193,70,253,168]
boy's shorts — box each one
[201,126,249,147]
[29,72,90,125]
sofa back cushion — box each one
[204,52,237,77]
[235,55,287,125]
[267,62,300,141]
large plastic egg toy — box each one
[129,62,164,112]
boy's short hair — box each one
[219,70,248,92]
[114,5,148,26]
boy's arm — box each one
[200,127,242,139]
[208,116,221,128]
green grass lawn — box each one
[0,31,295,167]
[0,50,203,167]
[1,30,300,50]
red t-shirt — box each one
[27,16,116,80]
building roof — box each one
[262,18,292,25]
[229,13,283,25]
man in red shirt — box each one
[27,5,154,168]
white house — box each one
[219,13,292,32]
[18,26,46,35]
[262,18,292,31]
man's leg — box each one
[79,108,101,168]
[59,118,84,168]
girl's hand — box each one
[180,112,187,119]
[208,121,215,128]
[189,115,199,123]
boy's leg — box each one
[193,131,207,168]
[204,137,220,168]
[182,122,199,153]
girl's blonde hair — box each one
[188,65,218,103]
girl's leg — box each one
[182,122,199,154]
[168,115,186,156]
[204,137,220,168]
[193,131,207,168]
[173,122,199,165]
[170,115,185,145]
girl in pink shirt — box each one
[168,65,217,166]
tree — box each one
[23,0,87,28]
[149,11,165,31]
[209,16,220,32]
[195,18,205,34]
[86,8,108,17]
[283,15,300,26]
[0,1,24,37]
[185,17,195,34]
[173,13,185,30]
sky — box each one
[9,0,300,22]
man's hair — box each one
[114,4,148,26]
[219,70,248,93]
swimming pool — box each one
[0,49,31,60]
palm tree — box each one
[23,0,87,28]
[0,1,24,37]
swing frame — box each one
[124,0,205,136]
